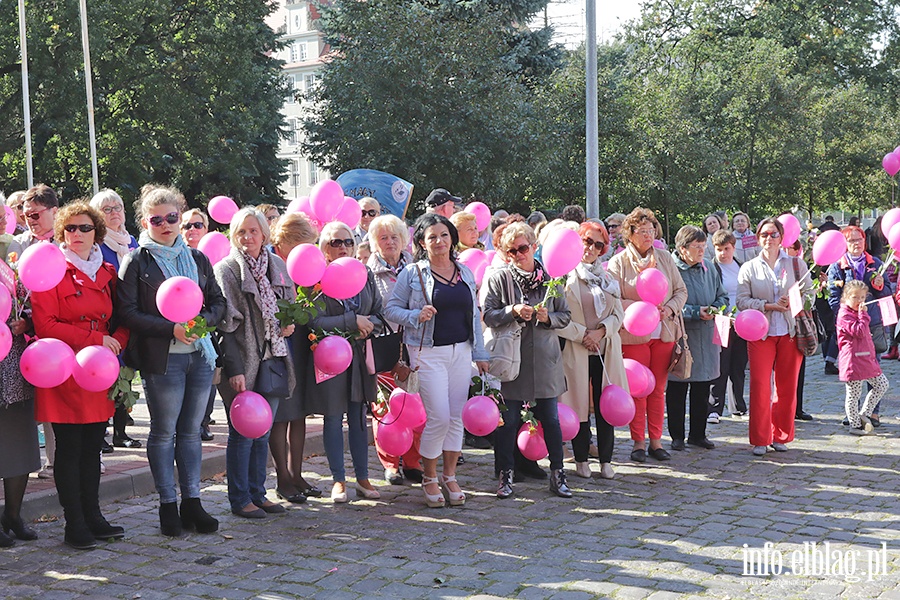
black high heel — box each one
[0,530,14,548]
[1,514,38,541]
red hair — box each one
[842,226,865,242]
[579,221,609,247]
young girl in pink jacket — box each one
[836,280,889,435]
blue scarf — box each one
[139,232,217,369]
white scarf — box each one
[62,243,104,281]
[626,243,656,271]
[104,227,133,262]
[575,260,620,319]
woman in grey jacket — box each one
[384,214,490,508]
[483,222,573,500]
[666,226,727,451]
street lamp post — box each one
[585,0,599,219]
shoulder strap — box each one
[413,265,428,353]
[244,293,266,360]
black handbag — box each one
[247,299,290,398]
[370,314,402,373]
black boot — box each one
[84,510,125,540]
[159,502,182,537]
[0,530,13,548]
[1,513,38,541]
[180,497,219,534]
[63,511,97,550]
[549,469,573,498]
[497,469,514,499]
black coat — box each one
[117,246,226,375]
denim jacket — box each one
[384,259,490,362]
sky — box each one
[534,0,645,48]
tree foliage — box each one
[0,0,287,208]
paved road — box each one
[1,353,899,599]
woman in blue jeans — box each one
[306,222,382,503]
[215,208,296,518]
[118,185,226,536]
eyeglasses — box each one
[361,209,378,218]
[686,244,706,252]
[758,231,781,239]
[328,238,355,248]
[607,224,620,230]
[148,212,180,227]
[64,224,96,233]
[102,205,124,215]
[266,214,279,222]
[506,243,532,257]
[181,221,205,230]
[635,228,655,238]
[25,207,50,221]
[847,237,864,243]
[583,237,605,250]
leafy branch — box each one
[275,283,325,328]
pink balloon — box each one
[473,261,488,286]
[230,391,273,439]
[623,358,650,397]
[889,223,900,250]
[812,229,847,266]
[4,206,15,234]
[542,227,583,278]
[313,335,353,375]
[72,345,120,392]
[458,248,487,274]
[517,422,548,461]
[310,180,345,222]
[208,195,239,225]
[623,301,661,337]
[20,338,75,388]
[557,402,579,442]
[599,384,635,427]
[734,309,768,342]
[484,250,496,264]
[197,232,230,266]
[635,268,669,305]
[643,365,657,397]
[464,201,491,231]
[334,196,362,229]
[375,418,413,456]
[287,243,327,287]
[652,239,667,250]
[777,214,801,248]
[462,395,501,436]
[18,243,67,292]
[0,323,11,361]
[156,276,204,323]
[882,208,900,239]
[320,257,367,300]
[0,286,11,323]
[388,388,427,430]
[884,153,900,177]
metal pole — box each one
[585,0,599,219]
[17,0,33,188]
[79,0,99,195]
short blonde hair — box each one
[181,208,209,228]
[450,211,477,230]
[319,221,355,251]
[841,279,868,303]
[55,201,107,245]
[271,212,317,250]
[367,214,409,253]
[229,207,271,248]
[499,222,536,251]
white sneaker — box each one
[707,412,720,424]
[752,446,767,456]
[771,443,788,452]
[860,415,875,433]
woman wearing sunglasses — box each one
[483,221,572,500]
[31,202,130,549]
[118,185,226,536]
[385,213,490,507]
[557,220,628,481]
[180,209,209,250]
[736,217,812,456]
[306,222,382,503]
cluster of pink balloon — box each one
[623,267,669,337]
[457,248,490,286]
[19,339,119,392]
[285,180,363,231]
[374,388,427,456]
[881,207,900,251]
[230,391,273,439]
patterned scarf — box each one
[139,231,217,369]
[242,249,288,358]
[61,243,104,281]
[626,243,657,272]
[376,251,408,276]
[509,259,546,296]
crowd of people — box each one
[0,183,892,549]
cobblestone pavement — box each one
[2,353,899,599]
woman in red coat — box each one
[31,202,129,550]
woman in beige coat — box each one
[558,221,629,480]
[608,208,688,464]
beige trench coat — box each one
[556,271,630,421]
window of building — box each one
[290,42,307,63]
[285,75,296,104]
[287,118,297,145]
[291,160,301,188]
[308,161,319,186]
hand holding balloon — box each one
[10,319,27,336]
[230,374,247,393]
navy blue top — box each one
[100,236,138,273]
[431,277,472,346]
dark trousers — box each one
[52,422,106,522]
[710,335,748,415]
[494,397,564,471]
[665,380,711,443]
[571,355,614,463]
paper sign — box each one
[713,315,731,348]
[788,283,803,317]
[0,260,15,295]
[740,235,758,249]
[878,296,898,327]
[314,366,338,384]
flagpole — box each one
[79,0,99,195]
[17,0,33,188]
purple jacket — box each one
[836,304,882,382]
